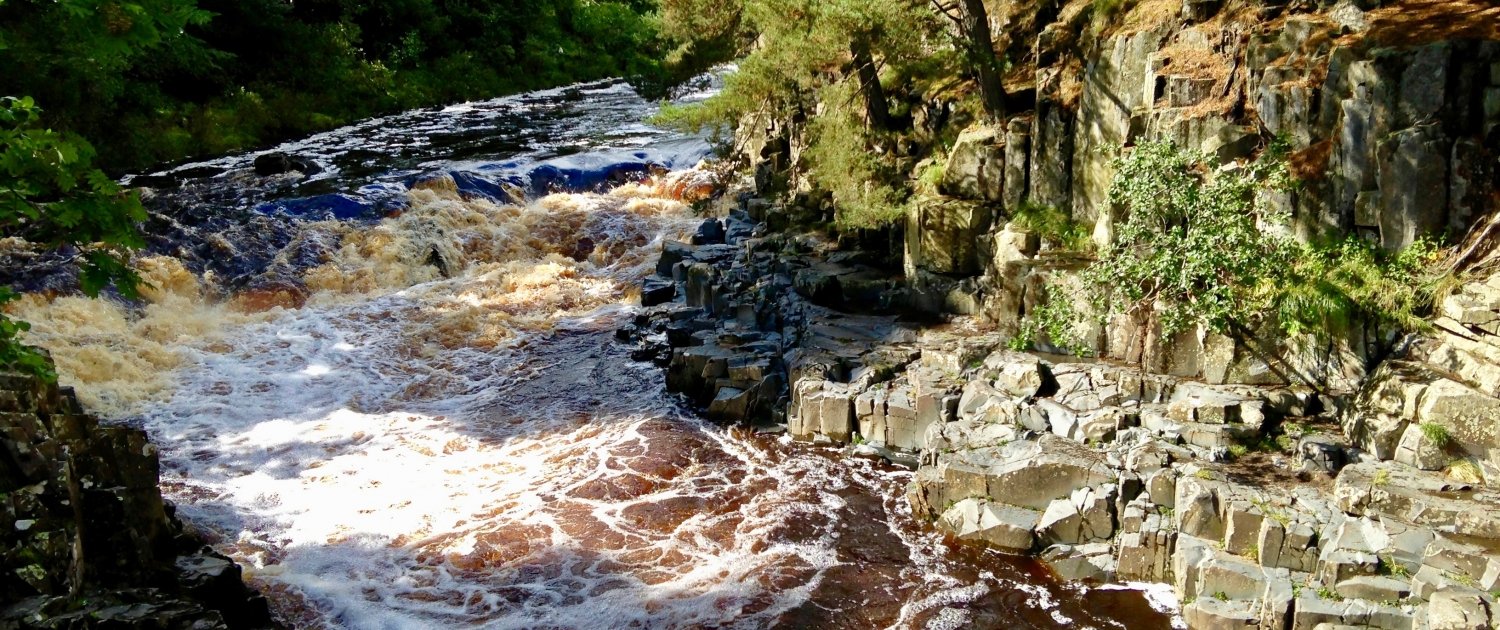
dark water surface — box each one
[23,73,1180,629]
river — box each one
[10,75,1180,629]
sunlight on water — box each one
[8,74,1176,626]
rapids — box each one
[9,75,1181,628]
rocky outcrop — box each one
[631,2,1500,628]
[625,185,1500,629]
[0,366,276,629]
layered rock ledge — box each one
[1,367,277,629]
[623,197,1500,630]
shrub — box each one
[1012,139,1448,385]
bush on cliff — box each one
[1015,140,1445,379]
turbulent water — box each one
[11,76,1180,629]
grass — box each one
[1316,586,1343,601]
[1448,458,1484,483]
[1009,202,1093,251]
[1253,498,1293,529]
[1381,557,1411,579]
[1420,422,1452,447]
[1373,468,1391,486]
[1245,544,1259,563]
[1448,571,1480,589]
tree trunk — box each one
[958,0,1006,121]
[850,35,892,131]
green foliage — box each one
[1420,422,1452,447]
[1316,585,1343,601]
[0,289,54,381]
[0,97,144,297]
[1009,202,1093,251]
[1273,235,1445,337]
[1090,0,1134,32]
[805,84,908,230]
[1011,140,1447,371]
[1381,558,1412,579]
[1,0,668,172]
[0,98,146,379]
[658,0,946,230]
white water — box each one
[15,75,1179,629]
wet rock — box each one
[656,240,694,277]
[691,218,725,245]
[641,278,676,307]
[938,498,1038,551]
[1041,542,1115,581]
[0,369,276,629]
[707,386,754,423]
[252,152,321,177]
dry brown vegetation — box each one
[1360,0,1500,48]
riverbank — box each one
[0,362,278,629]
[622,187,1500,629]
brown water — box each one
[10,80,1181,629]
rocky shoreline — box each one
[621,195,1500,630]
[0,365,279,630]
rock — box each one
[918,435,1117,511]
[1041,542,1115,581]
[707,386,754,423]
[1299,435,1349,474]
[1334,575,1411,601]
[1376,124,1449,251]
[938,498,1039,551]
[1222,501,1264,557]
[0,369,275,629]
[1196,553,1281,602]
[1176,477,1225,541]
[657,240,694,277]
[252,152,321,177]
[1422,536,1493,584]
[691,218,725,245]
[941,125,1005,202]
[1334,463,1500,539]
[641,278,676,307]
[1427,589,1492,630]
[983,351,1050,399]
[905,198,993,276]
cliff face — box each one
[1,366,275,629]
[626,1,1500,627]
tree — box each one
[940,0,1007,121]
[0,96,147,379]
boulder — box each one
[905,198,994,276]
[938,498,1039,551]
[641,278,676,307]
[941,125,1005,202]
[252,152,321,177]
[1427,588,1493,630]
